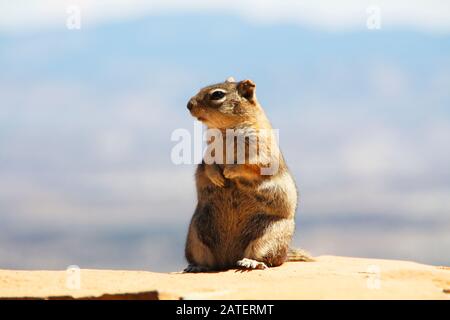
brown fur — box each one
[184,78,301,271]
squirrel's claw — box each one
[208,172,225,187]
[205,165,226,187]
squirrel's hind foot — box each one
[236,258,268,270]
[183,264,211,273]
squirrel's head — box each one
[187,77,261,129]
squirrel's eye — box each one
[210,90,226,101]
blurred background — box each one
[0,0,449,271]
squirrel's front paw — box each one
[223,166,240,180]
[209,171,226,187]
[205,166,226,187]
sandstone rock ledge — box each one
[0,256,449,300]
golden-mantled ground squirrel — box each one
[184,77,311,272]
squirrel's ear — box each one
[225,76,235,83]
[237,79,256,102]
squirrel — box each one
[184,77,312,272]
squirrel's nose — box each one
[187,100,193,111]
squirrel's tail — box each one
[287,248,314,262]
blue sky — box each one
[0,1,449,271]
